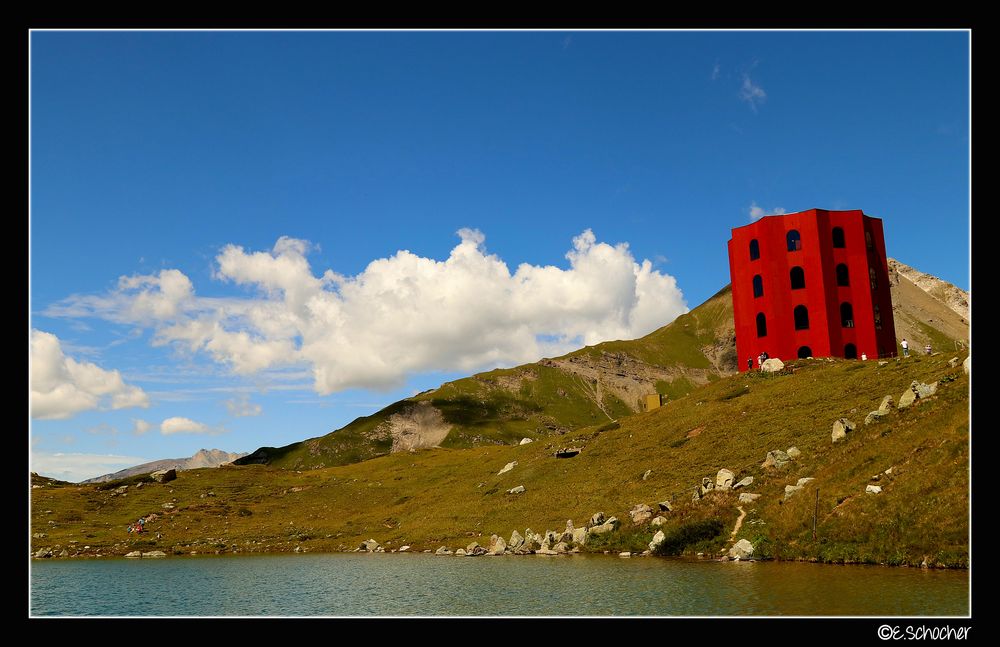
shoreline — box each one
[30,547,969,570]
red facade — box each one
[728,208,897,372]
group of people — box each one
[900,338,932,358]
[747,339,929,368]
[748,351,770,370]
[127,517,146,534]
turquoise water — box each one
[30,554,969,616]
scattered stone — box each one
[728,539,754,560]
[519,438,534,445]
[642,469,652,481]
[963,356,971,375]
[115,485,129,495]
[455,548,467,556]
[831,418,855,443]
[135,482,143,489]
[465,542,486,556]
[866,485,883,494]
[692,489,701,502]
[650,516,668,528]
[898,388,917,409]
[879,395,895,412]
[536,546,558,555]
[124,551,142,559]
[619,552,632,558]
[434,546,451,555]
[161,503,175,510]
[915,382,938,398]
[150,469,176,483]
[588,517,619,536]
[865,410,890,425]
[497,461,517,475]
[360,539,380,552]
[701,477,715,495]
[716,468,735,490]
[784,485,804,500]
[786,447,801,460]
[553,541,570,554]
[796,477,815,487]
[489,535,507,555]
[733,476,754,489]
[58,549,69,558]
[509,530,524,550]
[739,493,761,504]
[629,503,653,525]
[554,447,582,458]
[657,501,672,512]
[32,533,46,539]
[589,512,606,527]
[399,545,410,552]
[899,380,939,409]
[572,528,587,545]
[884,467,894,475]
[763,449,792,468]
[649,530,666,553]
[142,551,167,558]
[878,360,889,366]
[587,523,614,536]
[761,358,785,373]
[948,357,960,368]
[507,485,526,495]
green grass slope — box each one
[235,286,736,470]
[32,350,969,567]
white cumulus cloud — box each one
[30,330,150,420]
[160,416,215,435]
[131,419,152,436]
[225,394,262,418]
[48,230,688,394]
[748,202,787,222]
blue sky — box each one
[30,30,970,481]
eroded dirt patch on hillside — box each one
[381,401,452,452]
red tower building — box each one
[728,208,897,372]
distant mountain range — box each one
[81,448,247,483]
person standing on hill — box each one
[901,338,909,357]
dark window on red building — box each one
[787,230,801,251]
[753,275,763,298]
[844,343,857,359]
[869,267,878,290]
[874,304,882,330]
[840,302,854,328]
[756,312,767,337]
[797,346,812,358]
[836,263,849,286]
[832,227,846,248]
[790,266,805,290]
[865,231,873,250]
[749,239,760,260]
[794,305,809,330]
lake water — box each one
[30,554,969,617]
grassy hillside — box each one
[31,350,969,567]
[235,286,736,470]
